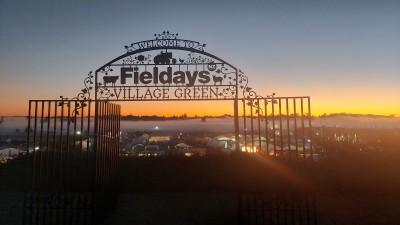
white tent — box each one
[0,148,20,156]
[175,143,192,149]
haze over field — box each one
[1,115,399,136]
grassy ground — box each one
[1,152,399,224]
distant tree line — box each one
[121,114,233,121]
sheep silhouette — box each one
[212,75,223,85]
[103,76,119,86]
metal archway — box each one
[74,31,262,152]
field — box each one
[2,148,400,224]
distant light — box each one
[307,139,311,143]
[154,126,159,130]
[241,146,258,153]
[76,131,81,135]
[35,147,39,150]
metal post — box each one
[234,97,240,152]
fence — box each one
[239,191,317,225]
[23,100,120,225]
[239,97,314,159]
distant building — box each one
[148,131,178,144]
[137,145,166,157]
[132,134,150,145]
[149,135,172,143]
[207,136,235,154]
[174,143,206,157]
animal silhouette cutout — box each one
[153,51,177,64]
[103,76,119,86]
[212,75,223,85]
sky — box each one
[0,0,399,116]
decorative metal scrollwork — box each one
[74,71,93,101]
[154,31,178,39]
[237,69,277,115]
[123,55,152,65]
[99,65,113,76]
[68,31,275,103]
[124,31,206,53]
[59,71,94,118]
[97,86,114,100]
[182,53,214,64]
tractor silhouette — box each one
[153,51,177,64]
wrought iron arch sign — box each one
[74,31,262,102]
[23,31,315,225]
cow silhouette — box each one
[103,76,119,86]
[153,51,176,64]
[212,75,223,85]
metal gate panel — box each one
[239,192,318,225]
[239,97,313,159]
[23,100,120,225]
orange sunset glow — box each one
[1,1,400,225]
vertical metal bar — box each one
[50,101,58,224]
[43,101,52,222]
[279,98,284,156]
[261,196,265,225]
[308,97,313,160]
[77,102,85,224]
[84,101,91,225]
[116,104,121,210]
[298,194,303,225]
[110,104,114,208]
[243,100,247,152]
[246,194,250,224]
[104,102,109,211]
[238,190,243,225]
[23,101,32,225]
[301,98,306,159]
[63,101,72,224]
[107,103,111,209]
[30,101,38,225]
[113,103,117,205]
[313,194,317,225]
[286,98,291,157]
[254,195,258,225]
[250,99,254,150]
[93,101,100,222]
[276,195,280,225]
[70,101,78,224]
[57,100,65,224]
[97,101,105,220]
[293,99,298,158]
[257,99,262,153]
[234,97,240,152]
[104,102,109,212]
[234,69,240,152]
[100,101,104,215]
[264,99,269,154]
[291,194,295,225]
[272,99,276,156]
[35,101,45,225]
[105,102,110,211]
[268,193,272,225]
[306,194,310,225]
[283,194,288,225]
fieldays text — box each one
[120,67,210,87]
